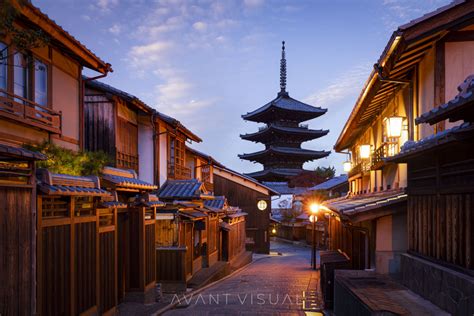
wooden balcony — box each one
[371,141,399,170]
[348,161,371,178]
[0,89,61,134]
[167,162,192,180]
[116,151,139,171]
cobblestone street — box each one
[164,242,322,315]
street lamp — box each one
[309,203,319,270]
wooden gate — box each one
[0,145,44,315]
[36,169,110,315]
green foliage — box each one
[0,0,50,55]
[25,141,110,176]
[288,166,336,188]
[314,166,336,179]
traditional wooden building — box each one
[327,0,474,276]
[0,1,111,150]
[99,166,160,303]
[185,146,223,194]
[388,74,474,315]
[213,165,279,253]
[0,145,45,315]
[240,42,330,182]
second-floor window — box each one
[13,52,29,100]
[34,59,48,107]
[0,43,6,93]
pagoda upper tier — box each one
[240,124,329,143]
[241,93,327,123]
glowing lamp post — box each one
[309,203,319,270]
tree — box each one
[288,166,336,188]
[25,141,111,176]
[0,0,50,60]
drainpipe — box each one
[81,64,113,150]
[151,111,158,186]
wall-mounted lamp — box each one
[343,160,352,172]
[384,116,404,138]
[359,144,371,159]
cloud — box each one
[108,24,121,35]
[244,0,265,9]
[96,0,119,12]
[381,0,449,30]
[304,63,372,108]
[128,41,174,71]
[192,21,207,32]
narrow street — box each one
[164,242,323,315]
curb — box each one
[153,254,277,315]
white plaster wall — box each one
[138,120,154,184]
[159,130,168,186]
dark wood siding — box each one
[84,95,116,158]
[0,187,34,315]
[214,174,271,253]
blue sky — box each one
[39,0,449,175]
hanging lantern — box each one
[309,215,318,223]
[359,144,371,159]
[343,160,352,172]
[384,116,404,138]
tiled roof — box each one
[245,168,302,179]
[36,169,110,196]
[204,196,226,209]
[157,179,209,200]
[416,74,474,125]
[101,166,157,190]
[25,3,110,72]
[213,165,280,195]
[242,94,326,120]
[226,212,248,219]
[310,175,348,191]
[179,209,207,219]
[185,146,224,167]
[0,144,46,160]
[261,182,307,195]
[156,112,202,142]
[101,201,128,208]
[388,122,474,161]
[324,189,407,218]
[241,125,329,142]
[239,146,330,161]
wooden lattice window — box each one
[74,197,95,217]
[42,196,69,218]
[99,208,114,227]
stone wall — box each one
[401,253,474,316]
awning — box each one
[0,144,46,160]
[226,212,248,219]
[179,209,207,219]
[325,189,407,222]
[219,222,232,231]
[101,166,157,190]
[101,201,128,208]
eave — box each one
[334,0,474,152]
[240,125,329,143]
[239,146,330,163]
[19,3,111,73]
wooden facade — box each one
[220,211,247,262]
[213,166,277,254]
[0,145,45,315]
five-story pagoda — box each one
[239,42,330,182]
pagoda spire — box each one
[279,41,288,96]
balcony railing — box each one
[167,162,191,180]
[0,89,61,134]
[371,141,399,170]
[116,151,139,171]
[201,166,213,192]
[348,161,371,178]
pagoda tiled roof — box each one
[242,94,326,122]
[239,146,330,162]
[240,125,329,142]
[244,168,303,180]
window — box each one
[13,52,29,101]
[34,59,48,106]
[0,43,6,93]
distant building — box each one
[239,42,330,182]
[309,174,348,198]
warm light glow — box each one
[343,160,352,172]
[309,215,318,223]
[310,203,320,214]
[257,200,268,211]
[359,144,371,159]
[272,228,277,234]
[384,116,404,138]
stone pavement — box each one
[164,242,322,315]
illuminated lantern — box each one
[343,160,352,172]
[384,116,404,138]
[309,215,318,223]
[359,144,371,159]
[257,200,268,211]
